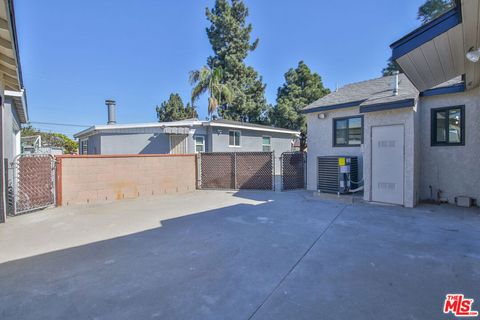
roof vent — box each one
[392,71,399,96]
[105,99,116,125]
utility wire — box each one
[28,121,90,128]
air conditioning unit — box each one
[317,156,359,194]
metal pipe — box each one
[393,71,399,96]
[106,99,116,125]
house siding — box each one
[3,97,21,165]
[362,107,417,208]
[79,126,294,164]
[307,106,418,207]
[100,132,170,155]
[306,107,364,192]
[418,87,480,204]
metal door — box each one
[371,125,404,205]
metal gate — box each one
[198,152,274,190]
[10,154,56,215]
[281,152,306,190]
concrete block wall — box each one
[56,154,196,206]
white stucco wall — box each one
[363,107,417,208]
[306,107,364,191]
[306,106,418,207]
[418,87,480,204]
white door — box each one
[371,125,404,205]
[169,135,188,154]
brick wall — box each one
[56,154,196,206]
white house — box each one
[304,0,480,208]
[0,0,28,222]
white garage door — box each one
[371,125,404,205]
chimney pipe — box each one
[105,99,116,125]
[392,71,399,96]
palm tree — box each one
[189,66,233,116]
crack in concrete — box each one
[247,204,349,319]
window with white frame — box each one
[81,139,88,155]
[229,130,241,147]
[195,136,205,153]
[262,136,271,152]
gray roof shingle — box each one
[303,74,419,113]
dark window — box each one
[431,106,465,146]
[229,130,241,147]
[333,116,363,147]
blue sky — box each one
[15,0,424,136]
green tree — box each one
[382,58,399,77]
[156,93,197,122]
[21,126,78,154]
[270,61,330,151]
[189,66,233,116]
[382,0,454,75]
[418,0,454,24]
[201,0,268,123]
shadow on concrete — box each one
[1,191,479,320]
[0,192,342,320]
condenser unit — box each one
[317,156,359,194]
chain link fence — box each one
[10,154,56,215]
[281,152,306,190]
[198,152,274,190]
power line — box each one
[28,121,91,128]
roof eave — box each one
[302,100,365,114]
[359,98,416,113]
[73,126,96,139]
[204,122,299,135]
[390,3,462,60]
[4,89,27,123]
[420,82,465,97]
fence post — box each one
[195,153,200,189]
[279,152,283,191]
[304,152,307,189]
[272,152,275,191]
[233,152,237,189]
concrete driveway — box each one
[0,191,479,320]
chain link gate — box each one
[281,152,306,190]
[198,152,274,190]
[10,154,56,215]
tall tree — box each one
[270,61,330,151]
[189,66,233,116]
[382,0,454,75]
[201,0,268,123]
[418,0,454,24]
[156,93,197,122]
[382,58,399,77]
